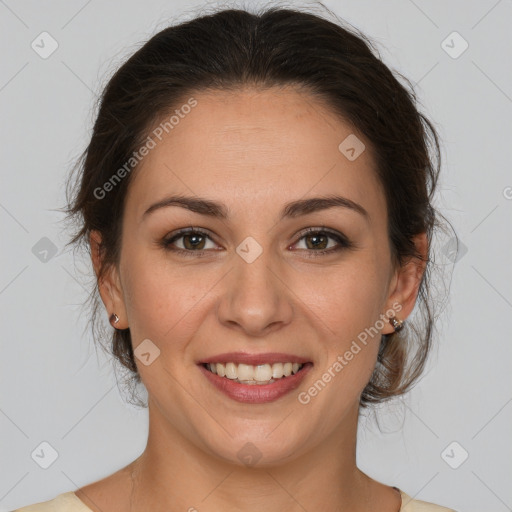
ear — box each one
[381,232,428,335]
[90,230,128,329]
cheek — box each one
[299,259,388,341]
[299,259,387,393]
[119,246,202,342]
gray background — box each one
[1,1,511,511]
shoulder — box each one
[12,491,93,512]
[400,490,458,512]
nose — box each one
[216,245,294,337]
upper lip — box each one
[199,352,312,366]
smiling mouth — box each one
[202,361,310,385]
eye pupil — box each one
[306,233,328,250]
[184,233,205,250]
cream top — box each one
[13,489,457,511]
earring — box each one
[109,313,120,327]
[389,316,405,333]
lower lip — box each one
[198,363,313,404]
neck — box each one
[127,399,373,512]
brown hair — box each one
[65,4,455,408]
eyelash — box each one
[160,226,354,258]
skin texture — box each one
[78,86,427,512]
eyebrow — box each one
[142,194,370,223]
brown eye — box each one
[292,228,354,257]
[303,232,331,250]
[161,227,353,258]
[180,232,207,250]
[162,228,216,255]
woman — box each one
[15,4,457,511]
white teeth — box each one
[254,364,272,381]
[205,361,305,382]
[225,362,237,380]
[237,363,254,381]
[272,362,284,378]
[216,363,226,377]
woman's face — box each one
[100,86,419,466]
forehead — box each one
[126,86,386,222]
